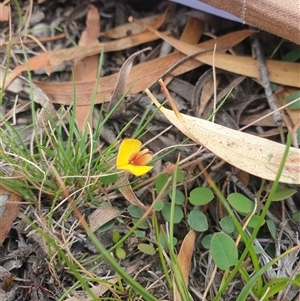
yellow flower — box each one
[117,139,153,176]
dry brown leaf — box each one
[108,47,151,118]
[45,30,165,76]
[4,30,165,87]
[0,186,21,245]
[137,23,300,88]
[35,30,253,105]
[173,230,196,301]
[74,5,101,131]
[146,88,300,184]
[88,205,121,232]
[118,178,149,211]
[0,3,9,22]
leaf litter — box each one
[0,0,299,300]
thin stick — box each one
[252,34,282,125]
[158,78,182,119]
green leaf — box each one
[247,215,265,228]
[169,189,185,205]
[132,218,149,229]
[211,232,238,270]
[161,203,183,224]
[220,216,235,233]
[135,230,146,238]
[253,245,263,254]
[138,243,156,255]
[99,173,118,184]
[112,230,120,244]
[97,219,115,232]
[116,247,126,259]
[202,234,213,249]
[189,187,214,206]
[282,48,300,62]
[292,211,300,222]
[128,205,144,219]
[175,168,185,183]
[267,219,277,239]
[155,173,169,194]
[187,209,208,232]
[153,200,164,211]
[159,231,177,249]
[285,91,300,110]
[227,193,254,214]
[271,188,297,201]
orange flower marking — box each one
[117,139,153,176]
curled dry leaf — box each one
[108,47,152,118]
[0,186,21,245]
[173,230,196,301]
[118,178,149,211]
[146,89,300,184]
[88,205,121,232]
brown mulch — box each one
[0,0,299,300]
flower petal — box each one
[118,164,153,176]
[117,139,142,167]
[134,149,152,165]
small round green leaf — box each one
[220,216,235,233]
[155,173,169,194]
[189,187,214,206]
[128,205,144,219]
[116,247,126,259]
[112,230,120,244]
[202,234,213,249]
[159,232,177,249]
[138,243,156,255]
[211,232,238,270]
[135,230,146,238]
[154,200,164,211]
[132,218,149,229]
[247,215,265,228]
[272,188,297,201]
[227,193,254,214]
[161,203,183,224]
[175,168,185,183]
[169,189,185,205]
[253,245,263,254]
[187,209,208,232]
